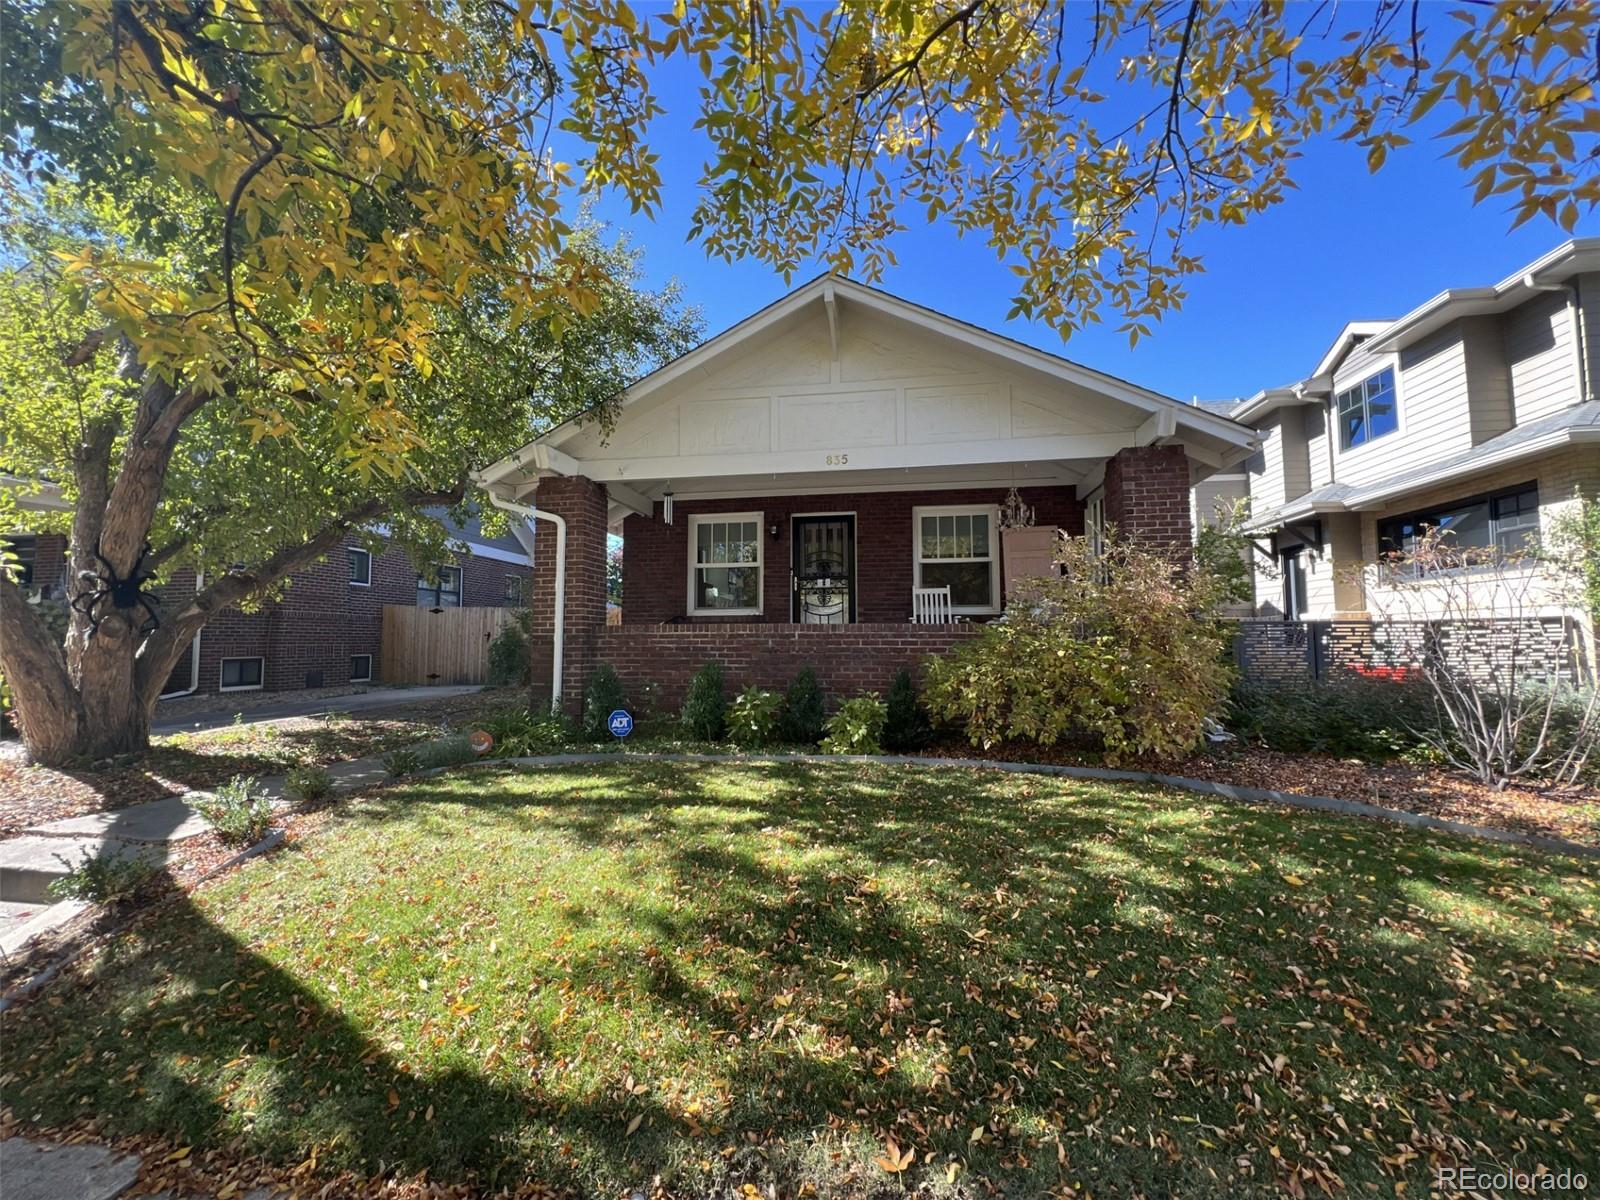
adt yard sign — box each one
[607,709,634,739]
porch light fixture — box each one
[662,488,674,526]
[998,486,1036,530]
[769,522,780,539]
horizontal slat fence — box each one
[380,605,511,685]
[1231,617,1592,686]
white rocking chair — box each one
[911,585,954,624]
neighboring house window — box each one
[417,565,463,608]
[3,536,36,586]
[220,656,264,691]
[504,573,526,604]
[350,654,373,683]
[1378,482,1540,568]
[913,505,999,613]
[348,547,371,586]
[1336,367,1398,450]
[688,513,762,615]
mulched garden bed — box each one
[925,737,1600,847]
[0,688,520,838]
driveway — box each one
[150,685,485,735]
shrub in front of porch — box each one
[922,534,1234,763]
[681,660,728,740]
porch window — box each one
[913,506,999,613]
[1377,482,1540,572]
[417,565,463,608]
[689,513,762,615]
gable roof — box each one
[530,274,1254,451]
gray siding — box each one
[1505,287,1577,423]
[1331,325,1473,489]
[1460,314,1514,444]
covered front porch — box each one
[475,275,1255,710]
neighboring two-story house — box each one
[4,507,533,698]
[1206,239,1600,635]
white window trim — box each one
[349,653,373,683]
[219,656,265,693]
[348,546,372,587]
[912,504,1001,615]
[504,572,526,603]
[1332,355,1404,457]
[687,511,764,617]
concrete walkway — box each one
[150,684,483,735]
[0,750,396,924]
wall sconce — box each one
[769,522,781,539]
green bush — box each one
[778,666,826,745]
[1226,675,1436,761]
[486,617,531,686]
[821,694,888,755]
[882,668,931,752]
[193,776,275,846]
[681,660,727,741]
[728,686,782,748]
[415,734,480,770]
[383,746,422,777]
[480,705,572,757]
[284,764,334,802]
[922,533,1235,763]
[582,664,627,741]
[47,848,159,903]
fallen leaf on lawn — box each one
[1283,874,1307,887]
[167,1147,192,1162]
[626,1113,643,1136]
[875,1138,914,1173]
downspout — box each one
[475,482,565,714]
[158,570,203,699]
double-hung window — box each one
[416,564,463,608]
[1336,367,1398,450]
[688,513,762,615]
[913,506,999,613]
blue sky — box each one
[567,44,1595,405]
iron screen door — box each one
[792,516,856,623]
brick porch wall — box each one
[594,622,985,713]
[621,485,1083,625]
[1103,444,1192,551]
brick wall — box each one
[154,538,531,697]
[1103,445,1193,551]
[593,622,985,712]
[526,476,609,705]
[621,485,1083,625]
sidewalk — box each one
[150,684,483,735]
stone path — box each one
[0,1135,275,1200]
[0,750,396,950]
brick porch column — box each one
[1103,445,1192,552]
[526,475,608,714]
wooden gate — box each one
[380,605,513,685]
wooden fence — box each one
[380,605,512,685]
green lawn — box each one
[4,762,1597,1197]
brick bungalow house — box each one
[5,509,532,698]
[475,276,1257,713]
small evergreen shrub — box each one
[48,849,158,903]
[778,666,826,745]
[284,764,334,802]
[194,776,275,846]
[383,746,422,777]
[486,618,531,686]
[681,660,727,741]
[882,668,931,752]
[728,686,782,748]
[821,694,888,755]
[582,664,627,741]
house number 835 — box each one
[825,453,850,466]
